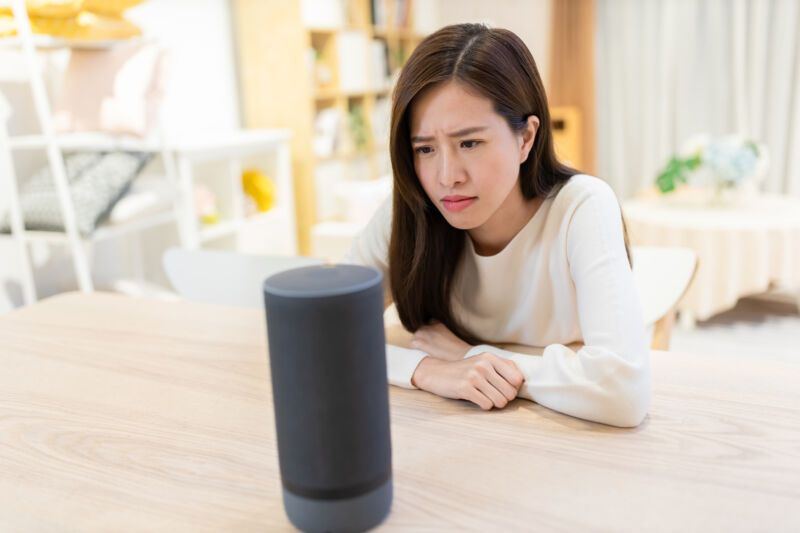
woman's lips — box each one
[441,196,477,212]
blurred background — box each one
[1,0,798,359]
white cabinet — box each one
[171,129,297,256]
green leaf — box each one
[685,155,701,170]
[656,168,677,193]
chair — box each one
[632,246,699,350]
[162,248,324,308]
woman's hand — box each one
[411,353,525,410]
[410,320,472,361]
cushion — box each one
[0,151,153,236]
[106,177,177,225]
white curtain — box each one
[595,0,800,198]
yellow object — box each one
[26,0,84,19]
[28,13,81,35]
[83,0,147,16]
[200,213,220,225]
[242,169,275,212]
[550,106,582,169]
[30,10,141,40]
[1,1,144,40]
[0,8,16,37]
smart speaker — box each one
[263,264,392,533]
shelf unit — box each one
[0,1,297,305]
[171,129,298,258]
[233,0,435,255]
[0,0,156,304]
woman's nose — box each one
[438,148,464,188]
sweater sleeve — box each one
[340,197,431,389]
[464,183,652,428]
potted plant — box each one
[655,134,769,205]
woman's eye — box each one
[414,146,433,154]
[461,140,481,149]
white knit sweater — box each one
[342,174,651,427]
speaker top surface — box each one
[263,264,382,298]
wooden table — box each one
[1,293,798,532]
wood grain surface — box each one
[0,292,798,532]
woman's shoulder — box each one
[542,174,621,232]
[362,195,393,244]
[546,173,618,217]
[340,196,392,267]
[372,195,393,232]
[551,174,617,205]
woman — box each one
[343,23,650,427]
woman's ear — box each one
[519,115,540,164]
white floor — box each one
[670,296,800,364]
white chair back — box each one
[632,246,697,325]
[163,248,325,308]
[632,246,698,349]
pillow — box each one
[106,177,177,225]
[52,41,165,137]
[0,151,153,237]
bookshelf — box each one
[232,0,437,255]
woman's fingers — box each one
[465,354,525,409]
[418,352,525,410]
[485,367,519,402]
[475,379,509,409]
[492,356,526,390]
[465,388,494,410]
[457,357,514,409]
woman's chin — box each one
[439,210,483,230]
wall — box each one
[125,0,241,139]
[437,0,552,87]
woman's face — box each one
[409,81,537,231]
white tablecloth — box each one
[622,194,800,321]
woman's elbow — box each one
[608,393,650,427]
[606,370,651,427]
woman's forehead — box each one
[410,82,499,136]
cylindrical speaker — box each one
[263,264,393,533]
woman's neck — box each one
[468,192,543,257]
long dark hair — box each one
[388,23,624,343]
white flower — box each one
[701,137,758,185]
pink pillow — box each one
[53,41,168,138]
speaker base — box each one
[282,476,393,533]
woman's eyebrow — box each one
[411,126,489,143]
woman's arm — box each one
[461,343,649,427]
[469,183,650,427]
[406,182,650,427]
